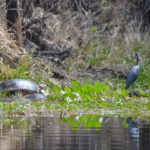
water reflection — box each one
[126,117,139,150]
[0,115,150,150]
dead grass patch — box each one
[0,19,22,66]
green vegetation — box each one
[1,27,150,116]
[0,79,149,116]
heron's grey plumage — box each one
[125,52,140,89]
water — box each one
[0,115,150,150]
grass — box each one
[0,79,149,116]
[0,19,22,66]
[0,23,150,116]
[0,53,150,116]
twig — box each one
[22,16,49,31]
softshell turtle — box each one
[0,79,40,93]
[0,79,46,100]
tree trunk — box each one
[6,0,22,46]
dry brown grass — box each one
[46,13,86,49]
[0,18,22,66]
[42,0,143,51]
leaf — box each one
[95,82,102,88]
[72,81,79,88]
[53,84,62,92]
[102,85,110,91]
[64,87,71,93]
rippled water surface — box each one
[0,115,150,150]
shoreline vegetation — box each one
[0,0,150,116]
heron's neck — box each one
[136,56,139,65]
